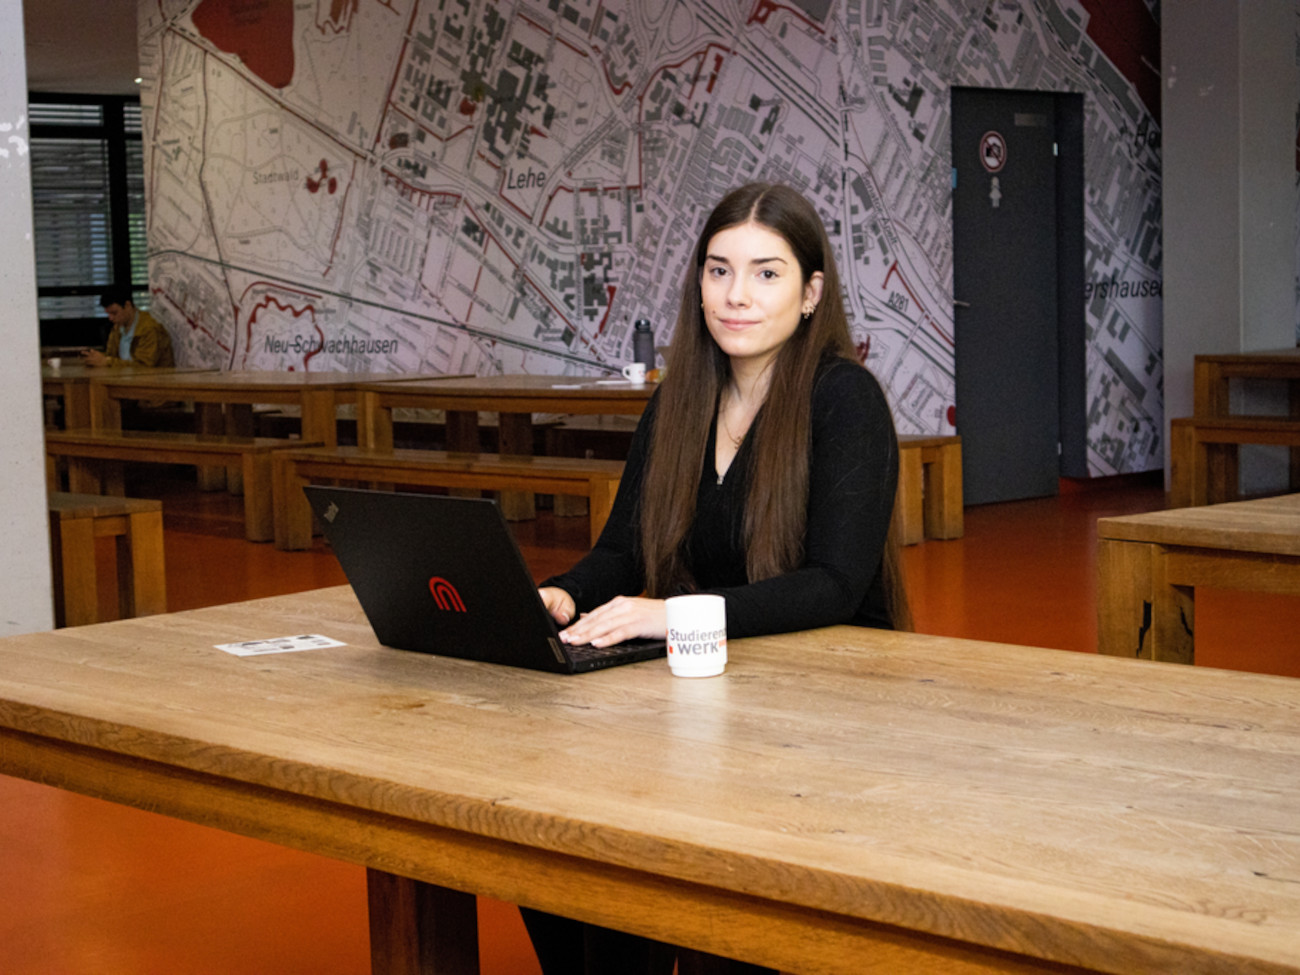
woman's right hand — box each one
[538,587,576,626]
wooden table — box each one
[1191,349,1300,498]
[84,370,433,491]
[1097,493,1300,663]
[2,587,1299,974]
[355,375,655,518]
[85,370,433,446]
[1194,347,1300,417]
[41,363,215,429]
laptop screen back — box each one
[305,486,572,672]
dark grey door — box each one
[952,88,1062,504]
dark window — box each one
[30,94,145,348]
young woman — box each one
[541,181,907,647]
[524,182,908,974]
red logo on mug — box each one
[428,577,466,612]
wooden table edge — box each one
[1,721,1289,975]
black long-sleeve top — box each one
[542,357,899,637]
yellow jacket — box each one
[102,309,175,367]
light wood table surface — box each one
[2,588,1299,974]
[1097,493,1300,663]
[84,370,434,446]
[355,374,655,518]
[41,363,215,429]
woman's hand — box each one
[558,595,667,648]
[538,587,576,626]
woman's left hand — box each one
[559,595,666,647]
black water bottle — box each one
[632,318,655,369]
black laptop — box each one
[304,486,665,673]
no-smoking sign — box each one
[980,131,1006,172]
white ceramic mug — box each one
[665,594,727,677]
[621,362,647,384]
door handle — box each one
[954,299,971,308]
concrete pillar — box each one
[0,8,54,636]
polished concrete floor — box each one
[4,469,1297,974]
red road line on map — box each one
[517,9,553,36]
[379,167,461,211]
[747,0,826,35]
[601,58,632,97]
[497,173,532,220]
[466,203,579,338]
[316,0,397,34]
[884,260,953,348]
[237,281,322,304]
[302,320,327,368]
[595,285,615,336]
[556,33,588,58]
[389,102,474,145]
[644,45,721,105]
[242,293,318,369]
[468,264,483,323]
[540,185,572,224]
[152,284,231,354]
[372,0,422,152]
[324,158,358,277]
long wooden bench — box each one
[896,434,963,545]
[1170,415,1300,507]
[273,447,624,550]
[48,492,167,627]
[1097,493,1300,664]
[45,430,318,542]
[543,422,963,547]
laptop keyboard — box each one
[566,637,670,670]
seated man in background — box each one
[81,286,175,368]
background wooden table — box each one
[85,370,432,445]
[1193,348,1300,417]
[41,363,215,429]
[2,588,1299,974]
[1097,493,1300,663]
[83,370,432,491]
[355,375,654,519]
[1189,349,1300,501]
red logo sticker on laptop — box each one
[428,577,467,612]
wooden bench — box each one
[1170,416,1300,507]
[45,430,318,542]
[897,434,964,545]
[1097,493,1300,664]
[273,447,624,550]
[48,492,166,627]
[542,423,963,547]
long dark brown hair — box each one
[639,183,911,630]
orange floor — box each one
[5,470,1298,974]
